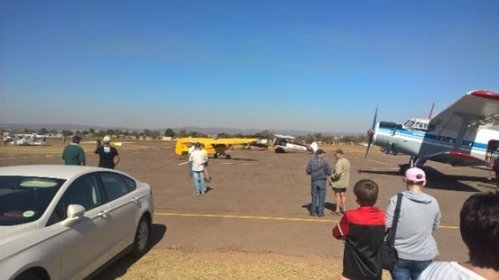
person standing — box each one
[330,149,350,215]
[94,135,120,169]
[62,135,86,166]
[386,167,441,280]
[306,149,332,217]
[189,142,208,195]
[332,179,386,280]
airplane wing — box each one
[425,150,489,167]
[211,138,258,145]
[274,134,296,139]
[430,90,499,134]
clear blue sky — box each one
[1,0,498,133]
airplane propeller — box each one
[365,107,378,159]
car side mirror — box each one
[61,204,85,227]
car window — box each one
[49,174,102,224]
[100,172,131,201]
[0,176,64,226]
[121,175,137,192]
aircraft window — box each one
[404,120,415,127]
[380,122,399,129]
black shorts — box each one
[333,187,347,193]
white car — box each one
[0,165,154,280]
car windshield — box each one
[0,176,65,226]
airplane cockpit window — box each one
[404,120,415,128]
[379,122,400,129]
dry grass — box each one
[97,249,392,280]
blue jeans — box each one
[310,180,326,215]
[192,171,207,193]
[390,258,432,280]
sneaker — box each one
[333,211,341,216]
[317,213,325,217]
[309,212,317,217]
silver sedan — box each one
[0,165,154,280]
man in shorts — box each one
[330,149,350,215]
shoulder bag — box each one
[381,193,403,271]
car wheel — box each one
[15,271,43,280]
[131,215,151,257]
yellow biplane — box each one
[175,137,257,159]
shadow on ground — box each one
[92,223,167,280]
[358,166,489,192]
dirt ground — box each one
[1,140,496,278]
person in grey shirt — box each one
[386,167,441,280]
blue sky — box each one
[1,1,498,133]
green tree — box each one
[164,128,176,137]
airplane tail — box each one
[309,142,319,153]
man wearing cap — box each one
[306,149,332,217]
[330,149,350,215]
[386,167,441,280]
[94,135,120,169]
[62,135,86,166]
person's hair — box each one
[460,191,499,269]
[353,179,379,206]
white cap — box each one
[103,135,111,143]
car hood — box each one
[0,223,38,246]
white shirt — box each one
[189,149,207,172]
[419,262,486,280]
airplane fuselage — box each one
[373,121,499,167]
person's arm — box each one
[332,215,349,240]
[114,154,120,167]
[331,162,341,181]
[385,197,395,229]
[306,161,312,175]
[326,162,332,176]
[433,200,441,230]
[80,148,86,166]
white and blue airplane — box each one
[365,89,499,174]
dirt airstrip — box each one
[1,140,496,279]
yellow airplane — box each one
[175,137,257,159]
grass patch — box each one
[97,249,392,280]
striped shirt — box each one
[419,262,486,280]
[306,157,332,181]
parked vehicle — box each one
[0,165,154,280]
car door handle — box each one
[131,197,140,204]
[98,210,109,218]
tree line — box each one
[1,127,366,144]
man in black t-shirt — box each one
[94,135,120,169]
